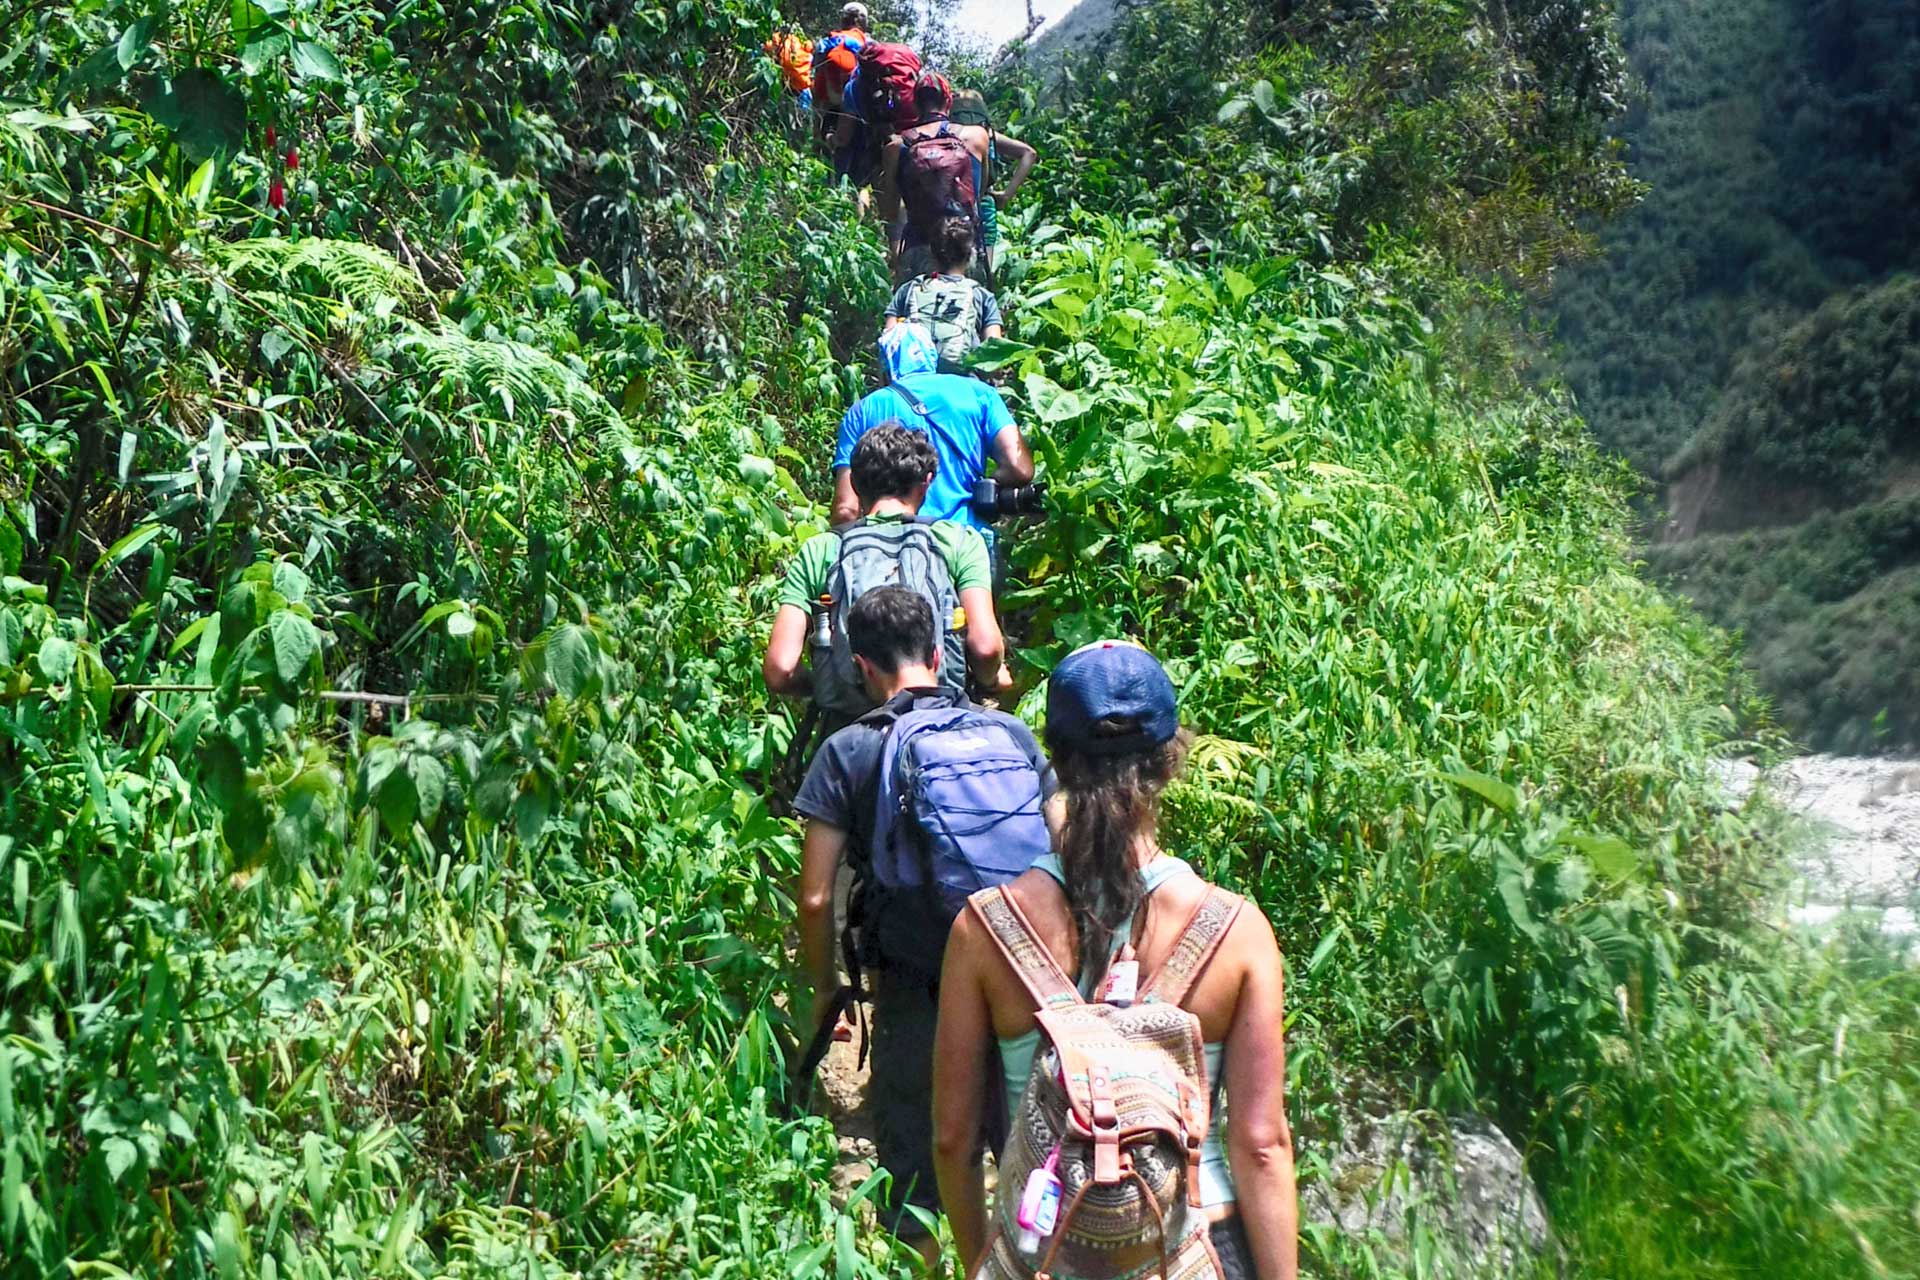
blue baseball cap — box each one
[1046,640,1179,755]
[879,322,939,381]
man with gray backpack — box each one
[764,423,1012,734]
[790,584,1054,1263]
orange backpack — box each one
[765,32,812,94]
[968,884,1244,1280]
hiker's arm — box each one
[989,423,1035,485]
[932,911,995,1269]
[991,132,1037,204]
[1223,911,1299,1280]
[764,604,811,697]
[797,820,848,1031]
[958,585,1011,692]
[831,467,861,526]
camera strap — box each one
[891,378,933,421]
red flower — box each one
[285,147,299,171]
[265,125,277,149]
[268,179,286,210]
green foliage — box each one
[1552,0,1920,474]
[1648,494,1920,751]
[996,0,1639,282]
[1668,275,1920,504]
[3,0,1917,1277]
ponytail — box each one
[1046,724,1192,991]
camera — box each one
[971,478,1048,521]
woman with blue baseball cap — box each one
[931,640,1299,1279]
[829,321,1034,533]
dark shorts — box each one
[833,137,877,187]
[867,978,1005,1241]
[1211,1216,1255,1280]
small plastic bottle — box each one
[1016,1148,1062,1255]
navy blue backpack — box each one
[861,698,1051,985]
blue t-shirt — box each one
[834,373,1015,531]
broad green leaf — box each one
[0,519,22,577]
[140,69,248,159]
[445,609,477,639]
[1441,769,1517,814]
[1560,832,1640,881]
[36,636,76,682]
[375,768,417,836]
[1022,371,1090,424]
[1251,78,1277,117]
[738,454,775,488]
[963,337,1036,372]
[270,560,310,603]
[289,40,344,84]
[266,609,319,682]
[407,755,447,825]
[223,793,269,860]
[545,623,594,698]
[115,17,155,71]
[102,1136,138,1182]
[240,31,290,76]
[202,735,246,808]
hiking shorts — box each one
[1211,1216,1256,1279]
[868,979,944,1237]
[868,977,1007,1241]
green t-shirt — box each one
[778,513,992,610]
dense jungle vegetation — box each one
[2,1,1916,1277]
[1548,0,1920,750]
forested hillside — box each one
[1549,0,1920,750]
[3,2,1916,1279]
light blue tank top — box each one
[996,854,1236,1207]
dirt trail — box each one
[814,1024,880,1196]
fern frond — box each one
[395,319,622,438]
[217,237,429,312]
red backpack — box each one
[855,41,923,132]
[898,120,979,238]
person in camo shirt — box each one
[884,214,1003,375]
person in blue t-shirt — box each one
[831,323,1034,533]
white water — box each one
[1718,755,1920,939]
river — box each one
[1719,755,1920,941]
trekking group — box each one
[761,10,1298,1278]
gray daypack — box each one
[899,275,988,373]
[812,518,968,718]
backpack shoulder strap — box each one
[969,886,1081,1011]
[1140,886,1244,1008]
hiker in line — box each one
[933,641,1299,1279]
[950,89,1038,282]
[884,213,1003,374]
[878,72,997,284]
[765,423,1012,736]
[792,585,1053,1265]
[832,324,1033,535]
[811,5,873,199]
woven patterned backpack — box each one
[968,883,1244,1280]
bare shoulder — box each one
[1221,892,1280,971]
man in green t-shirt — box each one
[764,424,1012,716]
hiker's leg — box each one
[868,978,946,1256]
